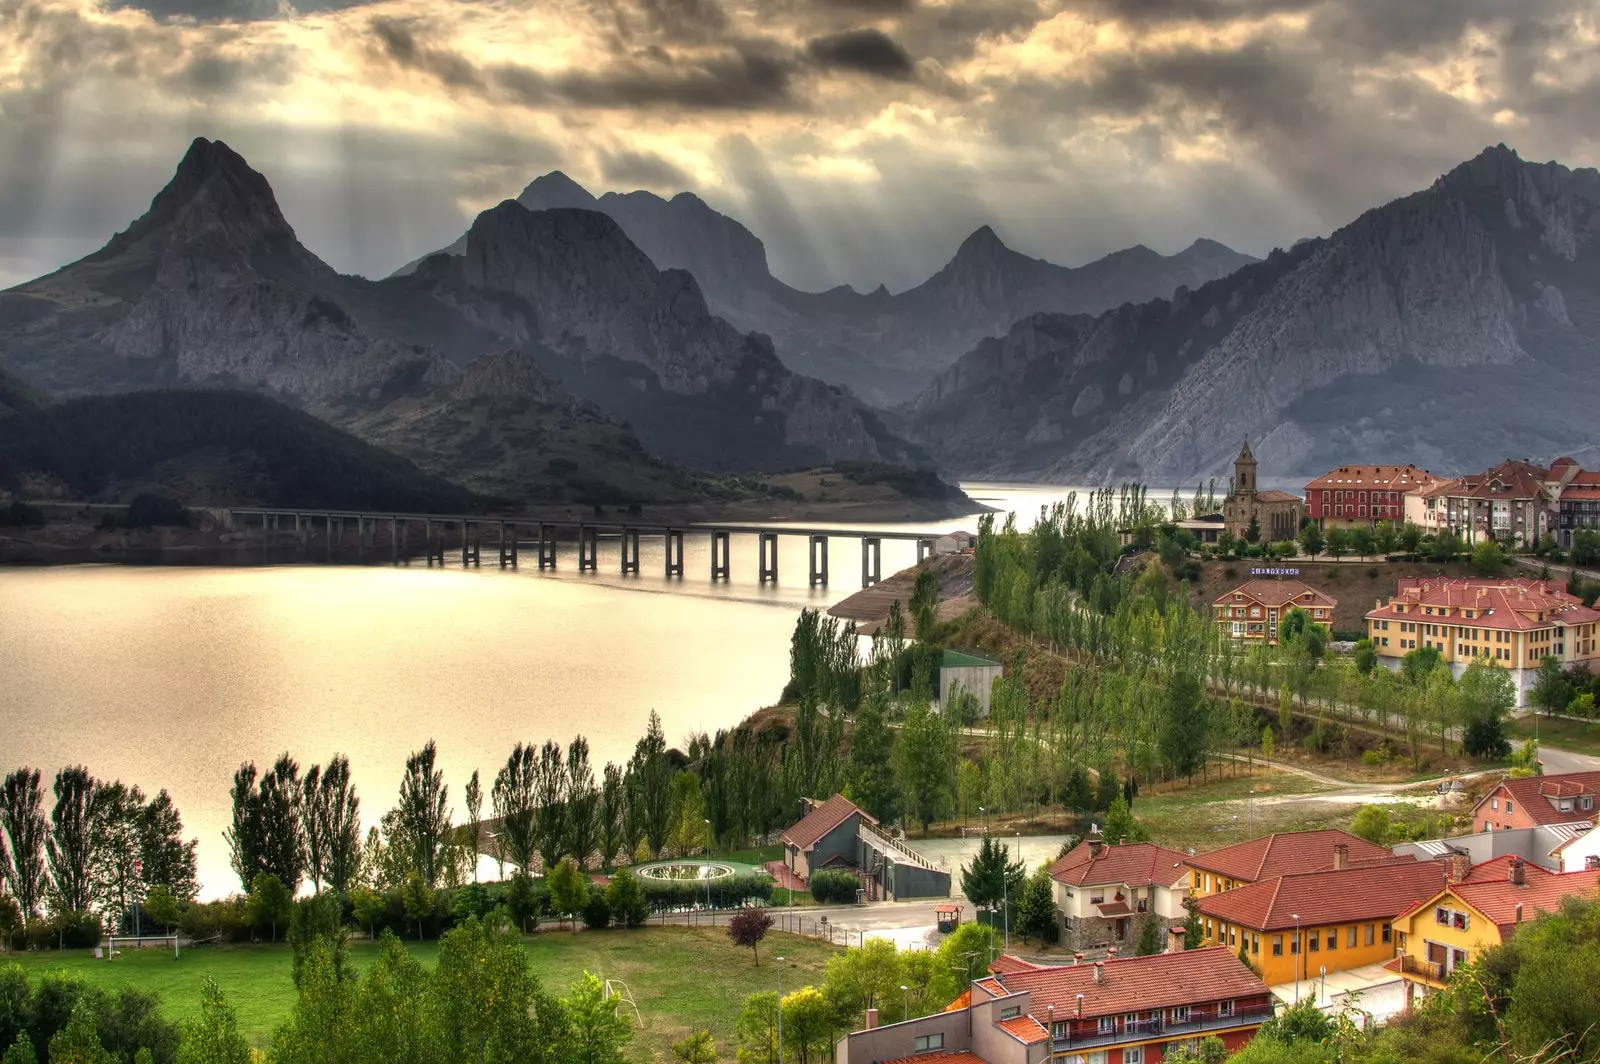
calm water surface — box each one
[0,482,1105,896]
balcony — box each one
[1051,1005,1274,1051]
[1400,957,1446,986]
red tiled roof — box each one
[989,955,1045,975]
[1436,460,1550,502]
[1459,855,1555,884]
[1049,841,1191,889]
[780,793,873,851]
[1255,490,1302,504]
[881,1053,985,1064]
[997,1015,1050,1045]
[1197,861,1445,931]
[1097,902,1135,917]
[943,990,971,1013]
[1213,580,1337,610]
[1187,830,1396,883]
[1473,772,1600,826]
[1427,870,1600,941]
[981,947,1268,1020]
[1367,580,1600,633]
[1305,465,1442,493]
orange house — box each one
[1471,771,1600,833]
[1213,580,1337,645]
[1187,830,1399,898]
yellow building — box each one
[1195,861,1443,986]
[1187,830,1395,899]
[1365,577,1600,707]
[1393,855,1600,1007]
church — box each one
[1221,441,1304,542]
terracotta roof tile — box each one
[1475,771,1600,826]
[1187,830,1395,883]
[1255,490,1303,504]
[1305,465,1442,494]
[997,1015,1050,1044]
[1367,579,1600,633]
[1459,855,1555,884]
[780,794,873,851]
[1213,580,1337,610]
[1448,870,1600,940]
[1049,842,1191,889]
[881,1053,986,1064]
[982,947,1268,1019]
[1197,861,1445,930]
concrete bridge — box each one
[225,507,950,589]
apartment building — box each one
[1472,770,1600,832]
[1392,855,1600,1004]
[836,946,1273,1064]
[1194,861,1442,986]
[1213,580,1337,645]
[1414,460,1553,548]
[1364,577,1600,705]
[1186,830,1398,898]
[1552,457,1600,550]
[1304,465,1441,531]
[1049,840,1191,951]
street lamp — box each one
[704,818,714,925]
[979,806,987,835]
[776,957,786,1064]
[1232,814,1239,844]
[900,984,910,1020]
[1292,914,1302,1003]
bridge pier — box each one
[391,517,400,564]
[461,522,481,568]
[499,522,517,568]
[578,525,599,572]
[809,534,829,588]
[710,530,730,581]
[425,519,442,567]
[324,514,333,557]
[917,538,935,563]
[861,536,882,588]
[759,532,779,584]
[538,524,557,570]
[620,528,640,574]
[663,529,684,577]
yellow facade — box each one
[1366,601,1600,670]
[1187,867,1248,898]
[1198,917,1396,985]
[1393,891,1500,989]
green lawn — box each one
[1510,714,1600,757]
[1133,771,1333,847]
[3,925,838,1062]
[710,844,782,865]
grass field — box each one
[3,925,838,1061]
[1132,771,1337,847]
[1510,714,1600,757]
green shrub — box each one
[582,890,612,929]
[808,870,860,904]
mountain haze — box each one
[394,173,1258,403]
[905,146,1600,482]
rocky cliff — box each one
[391,171,1256,404]
[906,145,1600,482]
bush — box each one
[582,890,613,929]
[179,896,259,944]
[125,493,190,528]
[639,871,774,913]
[808,870,860,904]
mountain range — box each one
[903,145,1600,482]
[396,173,1258,404]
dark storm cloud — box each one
[814,0,916,11]
[805,28,915,80]
[599,149,695,189]
[108,0,378,21]
[370,15,800,110]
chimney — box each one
[1093,962,1105,985]
[1168,927,1186,954]
[1510,858,1526,886]
[1047,1005,1056,1030]
[1088,840,1104,859]
[1447,851,1471,884]
[1333,844,1348,871]
[1106,947,1117,960]
[865,1008,878,1029]
[1119,836,1128,846]
[1076,994,1085,1018]
[1515,902,1524,925]
[1073,952,1085,966]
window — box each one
[1309,933,1319,952]
[1252,934,1260,955]
[1272,936,1283,956]
[914,1033,945,1051]
[1125,1049,1143,1064]
[1348,926,1357,948]
[1365,924,1375,946]
[1382,923,1392,944]
[1170,1006,1191,1024]
[1001,1006,1022,1020]
[1290,934,1300,955]
[1436,907,1451,926]
[1218,1001,1234,1018]
[1098,1017,1116,1035]
[1327,930,1337,950]
[1052,1021,1068,1040]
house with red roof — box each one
[1414,459,1556,548]
[1392,855,1600,1004]
[1212,580,1336,645]
[1194,860,1440,988]
[1365,578,1600,705]
[837,945,1273,1064]
[1553,459,1600,551]
[1304,464,1442,531]
[1185,830,1400,898]
[1472,770,1600,833]
[1049,839,1192,951]
[779,793,952,900]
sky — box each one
[2,0,1599,293]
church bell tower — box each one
[1235,440,1258,497]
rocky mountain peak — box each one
[953,224,1009,260]
[515,171,599,212]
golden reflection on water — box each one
[1,565,801,897]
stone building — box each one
[1049,839,1192,952]
[1221,441,1304,542]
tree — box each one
[604,867,649,929]
[1297,523,1324,560]
[1353,639,1378,677]
[597,763,626,869]
[89,781,147,927]
[1349,805,1392,845]
[668,771,706,858]
[1351,526,1375,560]
[493,743,539,875]
[1472,538,1508,577]
[671,1030,718,1064]
[1460,659,1514,759]
[3,1033,37,1064]
[1016,864,1056,946]
[1261,726,1275,764]
[1534,656,1572,719]
[318,756,362,894]
[895,699,953,833]
[1402,645,1442,684]
[175,978,253,1064]
[780,986,833,1064]
[462,769,483,884]
[1324,527,1351,560]
[247,872,292,942]
[910,567,941,640]
[566,971,633,1064]
[0,894,21,950]
[143,885,181,930]
[47,766,97,914]
[1103,794,1150,843]
[1136,913,1162,956]
[1374,520,1398,557]
[1245,515,1260,544]
[1,768,48,922]
[629,712,674,857]
[1398,522,1423,558]
[1182,897,1204,950]
[1217,528,1236,557]
[349,887,384,939]
[399,740,451,889]
[300,764,326,893]
[735,992,781,1064]
[138,790,197,902]
[548,858,589,930]
[960,835,1025,913]
[728,907,774,965]
[401,871,435,940]
[565,737,599,869]
[506,873,540,934]
[844,692,899,825]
